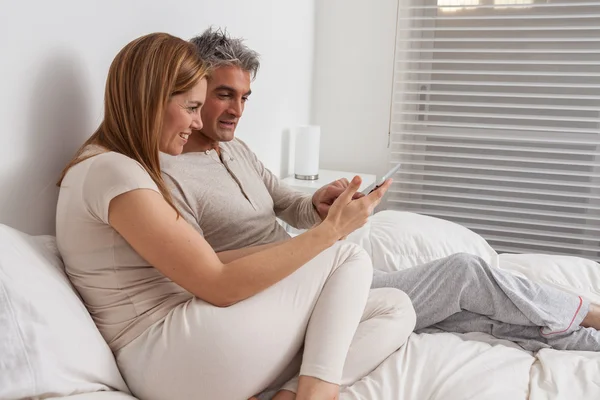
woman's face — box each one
[160,78,207,155]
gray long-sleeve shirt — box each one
[161,138,320,252]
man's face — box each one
[199,65,252,142]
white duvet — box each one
[338,211,600,400]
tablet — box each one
[363,163,401,194]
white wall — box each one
[312,0,398,179]
[0,0,315,235]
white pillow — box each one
[0,224,129,399]
[346,211,498,272]
[498,253,600,305]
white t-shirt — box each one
[56,147,192,352]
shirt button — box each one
[205,150,210,155]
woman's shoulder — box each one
[79,147,147,179]
[82,146,141,168]
[64,146,158,195]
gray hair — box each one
[190,27,260,79]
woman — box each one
[55,33,415,400]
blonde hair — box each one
[58,32,210,214]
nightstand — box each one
[280,169,377,234]
[282,169,377,195]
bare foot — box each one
[273,390,296,400]
[296,376,339,400]
[581,303,600,330]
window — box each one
[494,0,533,9]
[438,0,480,12]
[389,0,600,261]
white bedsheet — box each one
[335,249,600,400]
[342,332,533,400]
[48,394,138,400]
[530,349,600,400]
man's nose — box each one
[228,99,243,117]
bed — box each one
[1,210,598,400]
[340,211,600,400]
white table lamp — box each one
[294,125,321,180]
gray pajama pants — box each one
[372,252,600,352]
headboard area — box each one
[0,50,97,235]
[0,42,101,235]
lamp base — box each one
[295,173,319,180]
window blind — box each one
[389,0,600,261]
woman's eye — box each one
[187,106,199,114]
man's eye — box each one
[218,93,231,99]
[242,97,249,103]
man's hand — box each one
[312,178,365,220]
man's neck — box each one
[183,133,220,154]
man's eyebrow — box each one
[214,85,236,92]
[214,85,252,97]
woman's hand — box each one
[320,176,392,240]
[311,178,365,220]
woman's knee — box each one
[332,241,374,277]
[368,288,416,330]
[390,289,416,330]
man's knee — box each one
[444,252,489,277]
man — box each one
[161,27,600,352]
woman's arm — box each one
[216,241,288,264]
[109,177,389,307]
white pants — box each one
[116,242,416,400]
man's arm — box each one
[239,139,321,229]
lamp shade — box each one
[294,125,320,180]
